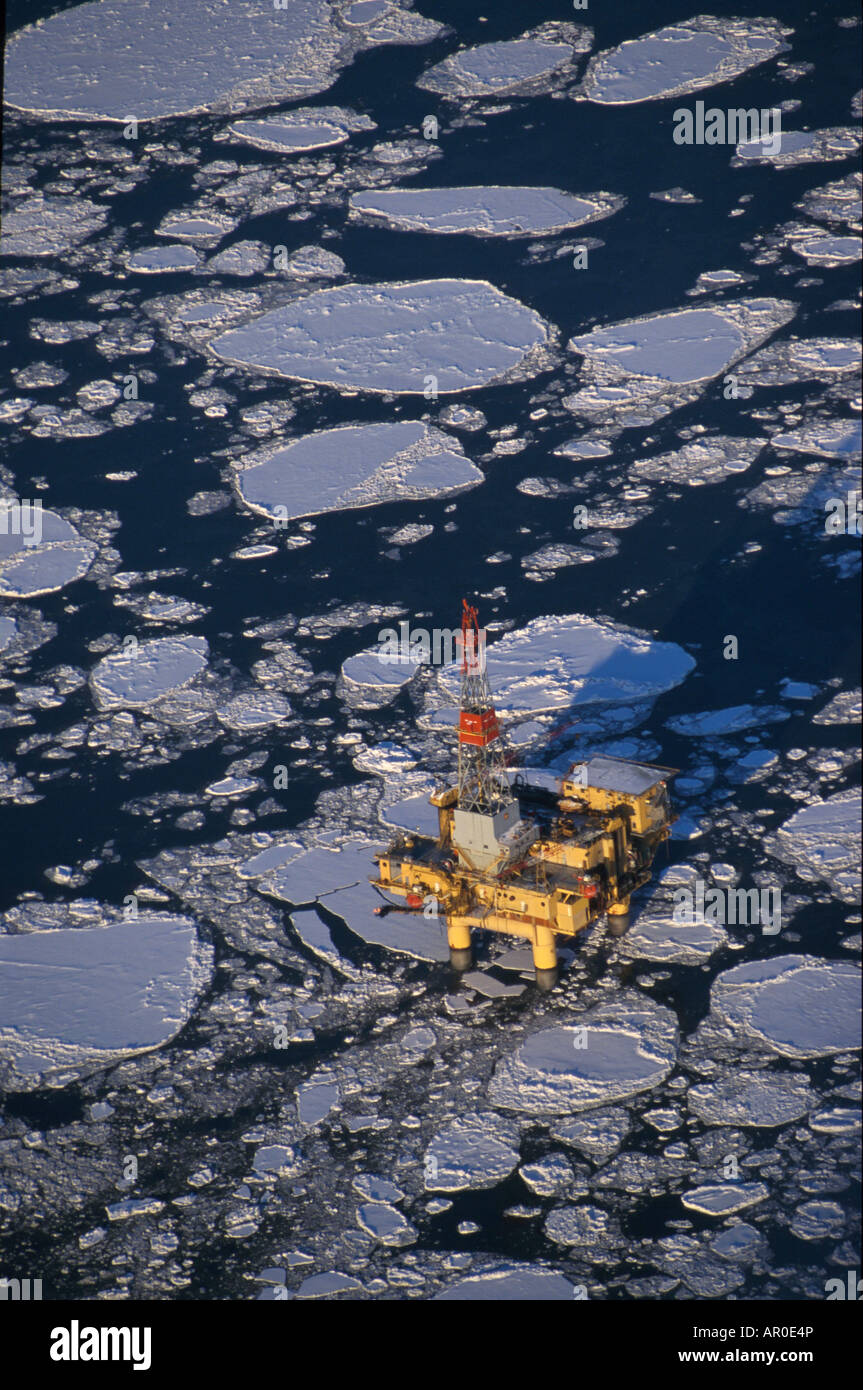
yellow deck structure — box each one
[372,754,676,989]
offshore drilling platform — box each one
[372,602,677,990]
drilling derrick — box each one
[457,600,509,814]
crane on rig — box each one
[371,600,677,989]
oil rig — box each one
[372,601,676,990]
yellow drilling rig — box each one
[371,601,677,989]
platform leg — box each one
[608,895,631,937]
[532,924,558,991]
[447,920,472,972]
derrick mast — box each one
[450,600,537,874]
[456,599,509,814]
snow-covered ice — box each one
[348,186,624,237]
[769,790,861,903]
[710,955,862,1059]
[211,280,553,394]
[0,506,96,599]
[424,1113,520,1191]
[0,913,213,1089]
[431,613,694,720]
[489,995,679,1114]
[90,636,209,710]
[5,0,442,121]
[229,107,376,154]
[579,17,789,105]
[418,27,590,98]
[687,1071,814,1128]
[234,422,481,524]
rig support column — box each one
[608,895,631,937]
[532,923,558,992]
[447,918,473,972]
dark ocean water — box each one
[0,0,860,1302]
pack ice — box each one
[5,0,442,121]
[579,16,789,105]
[0,914,213,1090]
[348,187,624,238]
[234,422,482,524]
[211,280,552,394]
[488,995,679,1114]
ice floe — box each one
[710,955,862,1059]
[566,300,796,431]
[430,613,695,720]
[417,25,591,98]
[489,995,679,1114]
[579,17,789,105]
[687,1071,814,1127]
[734,128,861,168]
[545,1203,614,1247]
[424,1113,520,1191]
[769,790,861,902]
[631,436,764,488]
[90,636,209,711]
[348,186,624,237]
[0,912,213,1089]
[233,421,481,524]
[6,0,442,121]
[682,1182,768,1216]
[435,1264,575,1299]
[0,194,109,258]
[211,280,553,394]
[0,506,97,599]
[229,107,376,154]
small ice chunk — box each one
[682,1183,768,1216]
[435,1264,575,1300]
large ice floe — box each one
[0,912,213,1090]
[0,505,97,598]
[733,128,861,169]
[768,789,861,903]
[5,0,442,121]
[427,613,695,721]
[578,16,789,105]
[348,187,624,238]
[710,955,861,1059]
[488,995,679,1114]
[211,280,553,394]
[417,24,591,98]
[566,300,796,431]
[90,636,209,711]
[233,422,482,524]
